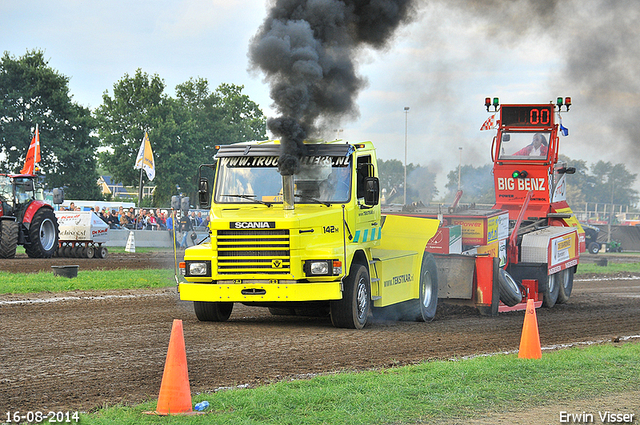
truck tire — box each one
[25,208,59,258]
[498,269,522,307]
[543,272,560,308]
[330,263,371,329]
[0,220,19,259]
[194,301,233,321]
[556,268,574,304]
[404,253,439,322]
[588,242,600,254]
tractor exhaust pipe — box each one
[282,175,295,210]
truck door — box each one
[354,154,381,244]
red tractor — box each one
[0,173,61,258]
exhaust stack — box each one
[282,175,295,210]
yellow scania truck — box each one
[179,140,441,329]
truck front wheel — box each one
[194,301,233,321]
[330,263,371,329]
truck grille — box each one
[216,229,290,274]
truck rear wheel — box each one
[25,209,59,258]
[0,220,18,259]
[194,301,233,321]
[556,268,574,304]
[404,253,439,322]
[330,263,371,329]
[543,272,560,308]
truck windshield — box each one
[214,156,352,205]
[498,132,551,160]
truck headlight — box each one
[186,261,211,277]
[304,260,342,276]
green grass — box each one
[576,261,640,275]
[82,342,640,425]
[0,268,175,294]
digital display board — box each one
[501,105,554,127]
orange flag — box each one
[20,124,40,175]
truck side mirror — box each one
[364,177,379,206]
[198,178,210,208]
[52,188,64,204]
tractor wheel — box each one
[557,268,574,304]
[194,301,233,321]
[25,208,59,258]
[330,263,371,329]
[588,242,600,255]
[498,269,522,307]
[403,253,439,322]
[543,272,560,308]
[0,220,19,259]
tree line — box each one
[0,50,266,204]
[2,50,636,209]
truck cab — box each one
[179,140,440,328]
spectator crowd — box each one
[60,203,209,232]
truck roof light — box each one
[353,143,365,149]
[565,97,571,110]
[492,97,499,106]
[485,97,491,108]
[556,97,563,106]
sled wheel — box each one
[330,263,371,329]
[86,246,95,259]
[588,242,600,255]
[543,272,560,308]
[194,301,233,321]
[97,246,108,259]
[498,268,523,307]
[557,268,574,304]
[24,209,59,258]
[0,220,18,258]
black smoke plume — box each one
[249,0,417,175]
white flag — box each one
[134,132,155,181]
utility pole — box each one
[404,107,409,205]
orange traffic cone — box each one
[518,298,542,359]
[153,319,194,415]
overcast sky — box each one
[3,0,639,199]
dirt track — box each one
[0,253,639,414]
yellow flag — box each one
[134,132,155,181]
